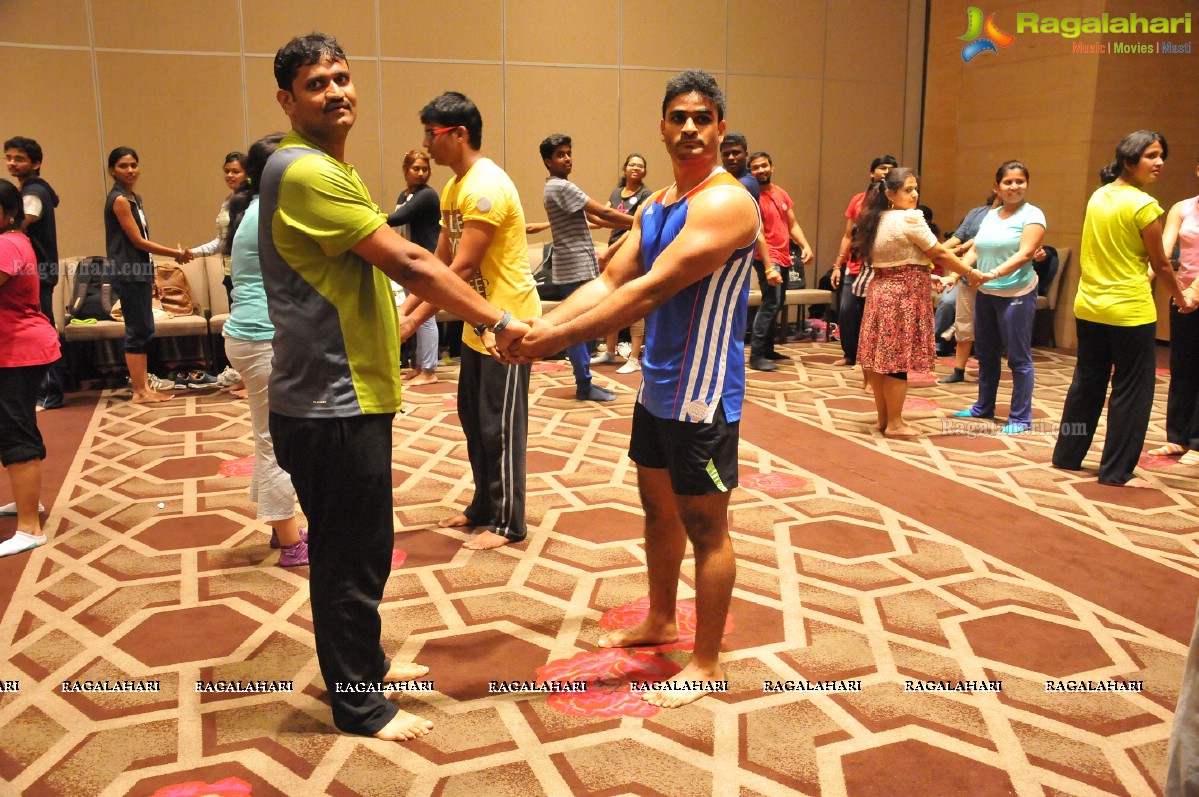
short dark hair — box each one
[4,136,43,170]
[225,151,246,167]
[748,151,771,166]
[870,154,898,172]
[420,92,483,150]
[0,181,24,231]
[107,146,138,170]
[721,132,747,151]
[539,134,571,161]
[662,69,725,122]
[274,33,347,91]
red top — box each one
[758,185,794,267]
[0,231,60,367]
[844,191,867,275]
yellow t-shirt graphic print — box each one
[440,158,540,355]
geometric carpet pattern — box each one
[0,341,1194,796]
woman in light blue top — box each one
[953,161,1046,432]
[222,132,307,567]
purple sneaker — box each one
[270,527,308,549]
[277,538,309,567]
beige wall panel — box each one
[821,0,916,272]
[380,0,501,61]
[96,53,245,248]
[617,70,676,192]
[0,0,90,47]
[622,0,726,72]
[824,0,910,82]
[241,0,378,57]
[724,75,822,210]
[505,67,619,224]
[244,55,291,146]
[504,0,618,65]
[379,62,504,202]
[2,48,104,257]
[727,0,825,78]
[817,78,907,269]
[92,0,240,52]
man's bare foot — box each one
[384,661,430,682]
[462,530,512,550]
[402,369,418,381]
[884,425,921,438]
[132,390,174,404]
[230,387,248,399]
[1106,477,1154,489]
[832,358,848,366]
[638,661,726,708]
[438,513,474,529]
[598,618,679,649]
[408,373,438,386]
[373,709,433,741]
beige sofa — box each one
[57,254,214,342]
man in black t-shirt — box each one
[5,136,64,409]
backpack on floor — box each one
[69,256,117,321]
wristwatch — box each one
[473,310,512,337]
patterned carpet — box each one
[0,341,1194,797]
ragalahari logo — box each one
[959,6,1015,62]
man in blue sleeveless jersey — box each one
[508,69,760,708]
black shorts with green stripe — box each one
[628,401,739,496]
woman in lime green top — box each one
[1053,131,1197,487]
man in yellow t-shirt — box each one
[400,91,540,550]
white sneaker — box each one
[590,351,616,365]
[0,530,46,557]
[616,358,641,374]
[616,341,632,359]
[215,366,241,388]
[0,501,45,516]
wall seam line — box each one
[84,0,107,216]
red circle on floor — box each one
[741,472,808,492]
[218,457,255,477]
[1138,453,1177,468]
[904,397,940,412]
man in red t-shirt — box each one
[828,155,897,366]
[747,152,812,371]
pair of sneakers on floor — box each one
[591,341,641,375]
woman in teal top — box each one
[1053,131,1195,487]
[953,161,1045,433]
[222,133,308,566]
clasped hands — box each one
[482,317,556,365]
[1177,287,1199,314]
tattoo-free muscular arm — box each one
[524,186,758,353]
